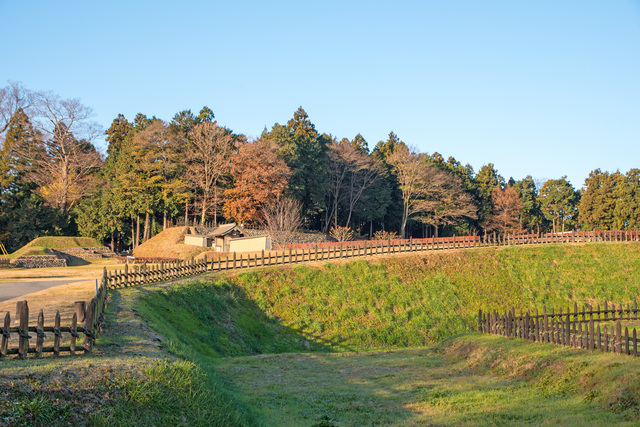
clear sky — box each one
[1,1,639,189]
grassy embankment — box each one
[130,242,640,425]
[7,236,101,259]
[3,242,640,425]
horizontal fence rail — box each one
[479,300,640,357]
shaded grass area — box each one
[215,334,640,426]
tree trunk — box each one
[213,187,218,227]
[143,213,150,242]
[201,195,207,225]
[131,216,135,249]
[110,231,115,252]
[185,202,189,225]
[136,214,140,248]
[435,225,439,238]
[369,221,373,239]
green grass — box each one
[129,242,640,425]
[213,334,640,425]
[8,236,101,259]
[181,242,640,351]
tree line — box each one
[1,82,638,252]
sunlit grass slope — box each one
[138,242,640,355]
[8,236,101,259]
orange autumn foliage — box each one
[223,140,290,224]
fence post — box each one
[83,298,97,353]
[17,301,29,359]
[53,311,61,357]
[625,327,630,355]
[616,321,622,354]
[1,312,9,358]
[36,309,45,357]
[542,305,548,343]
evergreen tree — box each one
[539,177,580,232]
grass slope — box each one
[139,243,640,355]
[8,236,101,259]
[130,242,640,424]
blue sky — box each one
[1,1,639,189]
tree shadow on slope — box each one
[133,280,341,361]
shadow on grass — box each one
[131,280,344,360]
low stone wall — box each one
[11,255,67,268]
[53,247,116,259]
[243,228,332,246]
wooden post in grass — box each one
[596,325,601,351]
[634,329,638,357]
[53,311,61,356]
[83,298,96,353]
[616,321,622,354]
[17,301,28,359]
[36,309,44,357]
[625,327,630,355]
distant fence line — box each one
[479,300,640,357]
[0,258,9,269]
[104,229,639,289]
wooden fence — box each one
[0,271,108,359]
[105,230,640,289]
[478,300,640,357]
[0,258,9,269]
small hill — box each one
[133,227,210,260]
[9,236,101,259]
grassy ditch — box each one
[138,242,640,354]
[128,242,640,424]
[214,334,640,425]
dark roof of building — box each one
[206,223,244,237]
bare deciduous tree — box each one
[16,91,102,212]
[324,137,385,232]
[0,81,34,142]
[387,144,430,238]
[389,144,476,238]
[261,197,303,245]
[186,122,235,225]
[417,172,477,237]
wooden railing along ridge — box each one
[479,300,640,357]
